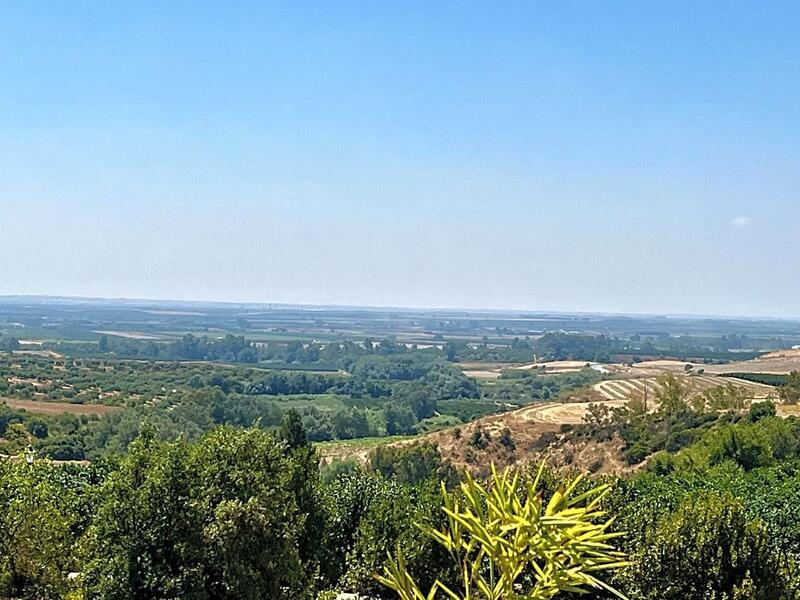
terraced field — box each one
[517,400,628,425]
[592,375,775,401]
[513,374,776,427]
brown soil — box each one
[635,352,800,375]
[1,398,122,416]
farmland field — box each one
[1,297,800,464]
[591,374,774,401]
[1,398,121,416]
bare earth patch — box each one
[94,330,165,340]
[2,398,122,416]
[634,353,800,375]
[464,370,503,379]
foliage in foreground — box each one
[618,491,799,599]
[4,416,800,599]
[377,464,628,600]
[82,425,321,599]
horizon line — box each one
[1,293,799,323]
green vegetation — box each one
[724,371,800,406]
[3,404,800,599]
[378,465,628,600]
[531,332,763,363]
[571,373,772,465]
[4,300,800,598]
[485,367,602,402]
[780,371,800,404]
[0,335,19,351]
[725,372,790,386]
[369,442,458,486]
[1,351,603,460]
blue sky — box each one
[1,2,799,316]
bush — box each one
[621,492,798,599]
[468,428,490,450]
[625,442,650,465]
[749,400,777,422]
[377,465,629,599]
[369,442,457,486]
[0,461,88,599]
[83,427,315,599]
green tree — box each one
[280,408,309,449]
[708,425,775,471]
[622,492,797,599]
[333,407,372,439]
[83,427,313,599]
[655,373,686,415]
[445,342,457,362]
[0,461,86,599]
[369,442,457,486]
[779,371,800,404]
[320,471,393,587]
[383,403,417,436]
[749,400,777,422]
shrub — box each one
[377,464,628,599]
[468,428,490,450]
[621,492,798,599]
[83,427,314,599]
[749,400,777,422]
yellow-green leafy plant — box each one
[376,464,629,600]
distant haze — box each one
[1,3,799,317]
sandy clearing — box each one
[760,349,800,360]
[707,357,800,375]
[464,370,503,379]
[593,382,619,400]
[458,362,512,370]
[12,349,63,358]
[142,310,208,316]
[632,360,692,372]
[778,405,800,418]
[594,382,622,400]
[593,374,773,402]
[94,330,164,340]
[624,379,659,393]
[607,381,636,399]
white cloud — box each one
[731,216,752,228]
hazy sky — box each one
[1,2,799,317]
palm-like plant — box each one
[376,464,629,600]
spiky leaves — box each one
[377,464,629,600]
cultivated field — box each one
[460,360,621,378]
[592,374,774,401]
[1,398,122,416]
[94,330,166,340]
[632,350,800,375]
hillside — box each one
[324,351,797,475]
